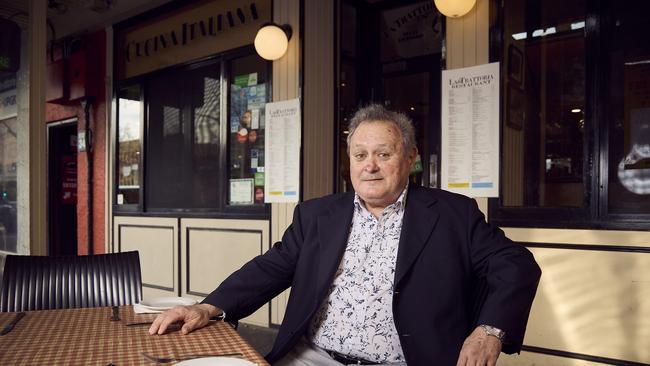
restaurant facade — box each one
[1,0,649,364]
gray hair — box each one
[346,104,416,155]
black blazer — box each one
[204,185,541,365]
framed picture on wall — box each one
[508,44,524,86]
[506,83,524,130]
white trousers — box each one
[273,337,408,366]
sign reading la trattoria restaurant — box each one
[116,0,270,80]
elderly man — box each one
[149,104,541,366]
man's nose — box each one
[364,158,379,172]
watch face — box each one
[481,325,505,340]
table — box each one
[0,306,269,365]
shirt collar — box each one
[354,184,409,216]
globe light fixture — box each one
[254,23,293,61]
[434,0,477,18]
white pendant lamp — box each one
[254,23,293,61]
[434,0,477,18]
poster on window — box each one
[62,155,77,204]
[441,62,500,198]
[264,98,300,203]
[229,178,254,205]
[230,80,267,178]
[0,75,17,120]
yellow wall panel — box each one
[113,216,179,299]
[505,228,650,248]
[522,247,650,363]
[185,230,262,295]
[180,218,270,327]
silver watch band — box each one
[479,324,505,341]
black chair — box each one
[0,251,142,312]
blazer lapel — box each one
[315,192,355,301]
[394,185,440,287]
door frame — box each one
[46,117,78,255]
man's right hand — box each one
[148,303,222,335]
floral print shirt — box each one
[309,188,407,363]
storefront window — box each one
[500,0,585,208]
[146,62,221,209]
[228,54,268,205]
[606,1,650,215]
[0,75,17,252]
[491,0,650,228]
[115,50,270,213]
[117,85,142,206]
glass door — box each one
[336,0,443,192]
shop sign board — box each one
[380,1,442,62]
[116,0,271,79]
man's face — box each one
[349,121,416,211]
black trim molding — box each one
[143,283,175,292]
[522,345,650,366]
[519,241,650,254]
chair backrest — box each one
[0,251,142,312]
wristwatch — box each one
[479,324,505,341]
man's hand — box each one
[456,326,502,366]
[148,303,222,335]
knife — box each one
[1,312,26,336]
[126,316,223,327]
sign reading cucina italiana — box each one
[117,0,270,79]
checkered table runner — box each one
[0,306,269,365]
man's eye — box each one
[354,153,366,160]
[378,153,390,158]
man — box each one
[149,104,541,365]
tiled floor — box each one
[237,323,279,357]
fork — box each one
[140,351,244,363]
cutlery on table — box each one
[140,351,244,363]
[127,317,222,327]
[0,312,25,336]
[110,306,120,321]
[127,322,182,333]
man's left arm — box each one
[462,198,541,360]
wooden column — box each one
[270,0,300,325]
[28,0,47,255]
[445,0,490,216]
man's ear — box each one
[410,147,418,164]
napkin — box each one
[133,303,164,314]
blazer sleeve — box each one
[201,204,306,321]
[467,198,541,354]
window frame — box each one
[114,82,145,213]
[488,0,650,230]
[113,45,272,219]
